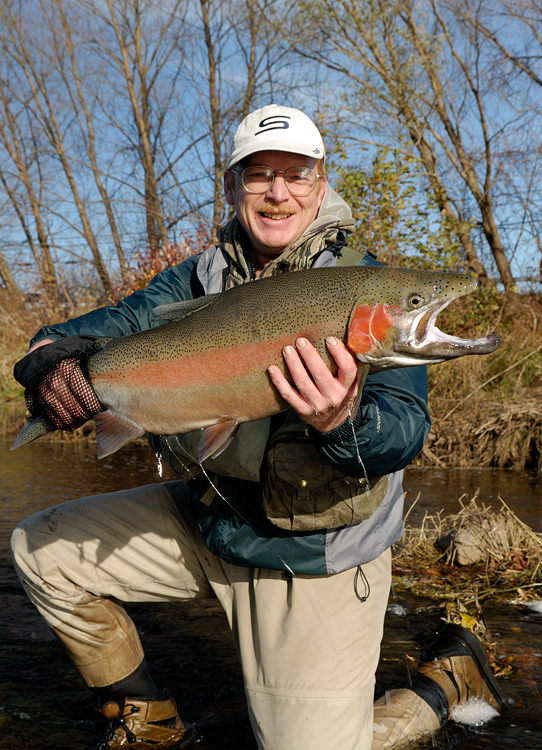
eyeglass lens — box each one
[241,166,318,195]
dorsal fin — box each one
[152,294,220,322]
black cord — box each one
[354,565,370,603]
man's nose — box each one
[265,172,289,201]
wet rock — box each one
[437,527,485,565]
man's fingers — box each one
[267,363,310,415]
[325,337,359,388]
[284,341,323,399]
[267,337,361,432]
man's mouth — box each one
[259,211,295,220]
[258,204,297,221]
[260,213,293,221]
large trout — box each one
[12,266,500,459]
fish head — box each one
[347,269,501,369]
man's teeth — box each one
[261,212,292,219]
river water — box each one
[1,438,541,749]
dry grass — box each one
[420,291,542,470]
[393,494,542,603]
[422,397,542,471]
[0,296,39,434]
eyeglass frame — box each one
[229,164,323,196]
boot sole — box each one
[429,623,509,711]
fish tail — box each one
[10,416,56,450]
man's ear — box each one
[224,170,236,206]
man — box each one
[11,104,505,750]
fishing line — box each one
[197,463,296,578]
[157,440,296,577]
[348,402,371,498]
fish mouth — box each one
[403,299,501,360]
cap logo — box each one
[255,115,291,135]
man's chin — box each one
[253,224,301,253]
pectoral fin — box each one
[198,418,240,463]
[95,410,145,458]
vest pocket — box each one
[261,424,388,531]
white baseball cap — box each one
[227,104,325,169]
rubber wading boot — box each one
[372,623,508,750]
[97,691,193,749]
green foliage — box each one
[330,142,466,269]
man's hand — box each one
[35,357,102,431]
[15,337,103,432]
[267,336,359,432]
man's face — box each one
[224,150,326,266]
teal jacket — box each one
[32,250,431,575]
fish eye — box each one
[408,293,424,308]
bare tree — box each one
[0,0,307,298]
[0,241,24,302]
[0,0,113,295]
[461,0,542,89]
[281,0,531,290]
[0,65,61,306]
[188,0,292,237]
[85,0,187,252]
[455,0,542,281]
[51,0,130,283]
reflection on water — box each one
[2,439,541,536]
[1,438,541,749]
[403,466,542,532]
[0,438,159,546]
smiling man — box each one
[11,104,504,750]
[224,152,325,269]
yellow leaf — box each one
[460,613,477,630]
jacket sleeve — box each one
[29,255,203,345]
[311,365,431,476]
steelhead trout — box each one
[12,266,500,459]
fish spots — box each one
[347,304,402,354]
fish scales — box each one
[90,267,370,369]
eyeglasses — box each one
[231,165,321,196]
